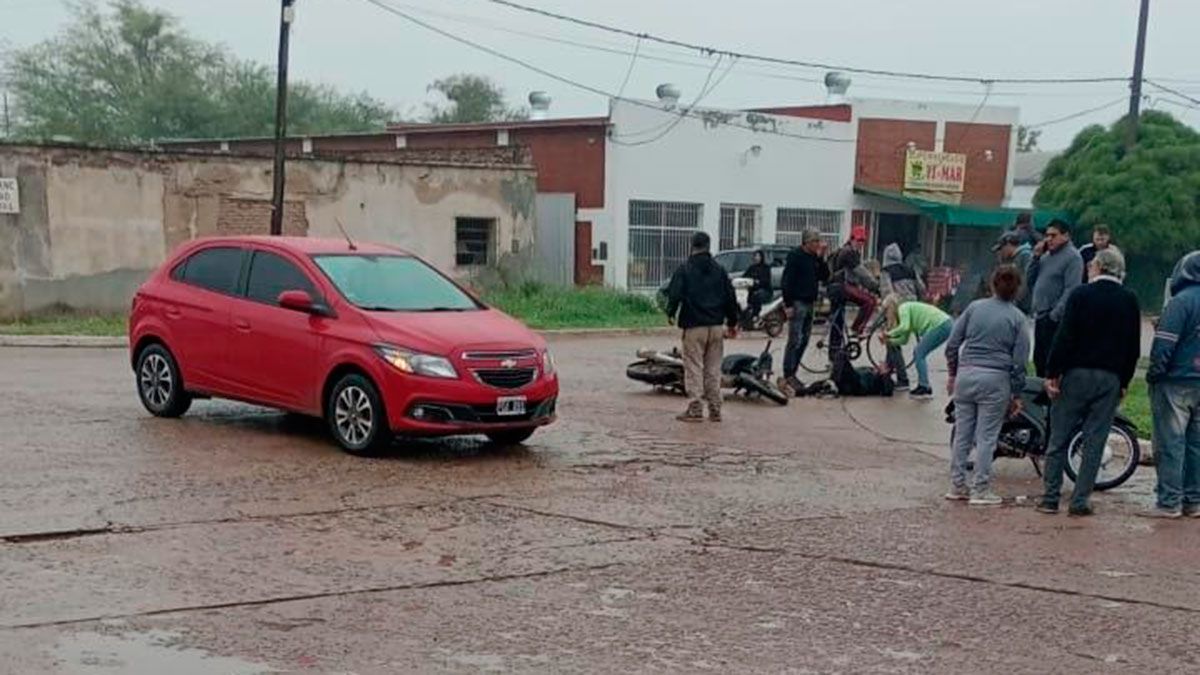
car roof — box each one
[183,236,410,256]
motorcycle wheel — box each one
[1064,422,1141,491]
[736,374,789,406]
[763,310,785,338]
[626,361,682,388]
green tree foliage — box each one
[1016,125,1041,153]
[426,74,527,124]
[1035,111,1200,305]
[4,1,394,144]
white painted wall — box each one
[603,99,857,289]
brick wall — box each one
[855,119,938,192]
[216,198,308,237]
[943,122,1011,203]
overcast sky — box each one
[2,0,1197,148]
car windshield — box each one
[313,254,480,312]
[716,251,753,274]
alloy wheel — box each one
[334,385,374,447]
[139,354,173,409]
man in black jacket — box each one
[779,229,830,392]
[1038,248,1141,516]
[665,232,740,422]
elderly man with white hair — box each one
[1037,248,1142,517]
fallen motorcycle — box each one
[945,376,1140,491]
[626,341,789,405]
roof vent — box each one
[528,91,551,120]
[656,83,681,108]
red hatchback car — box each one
[129,236,558,454]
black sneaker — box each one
[909,386,934,400]
[1036,502,1059,515]
[1067,504,1094,517]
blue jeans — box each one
[781,301,814,380]
[1151,381,1200,510]
[913,319,953,389]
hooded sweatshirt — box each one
[880,243,925,302]
[1149,251,1200,384]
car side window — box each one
[180,247,244,295]
[246,250,317,306]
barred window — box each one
[776,208,843,249]
[719,204,759,251]
[628,200,702,289]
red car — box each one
[129,236,558,454]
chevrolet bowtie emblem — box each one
[500,359,518,369]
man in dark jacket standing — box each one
[665,232,740,422]
[1145,251,1200,518]
[1038,249,1141,517]
[1028,220,1084,376]
[1078,224,1113,284]
[779,229,830,392]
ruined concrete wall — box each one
[0,145,536,318]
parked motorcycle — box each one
[626,341,789,405]
[732,278,786,338]
[945,376,1140,491]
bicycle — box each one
[799,301,916,375]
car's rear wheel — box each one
[136,344,192,418]
[487,428,536,446]
[327,373,391,456]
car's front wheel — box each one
[486,428,536,446]
[327,373,391,456]
[136,344,192,418]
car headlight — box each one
[542,348,556,378]
[374,345,458,379]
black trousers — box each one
[1033,316,1058,377]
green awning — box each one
[855,186,1017,228]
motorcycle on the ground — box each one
[626,341,790,405]
[732,278,787,338]
[945,376,1140,491]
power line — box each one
[372,0,1134,100]
[1025,97,1128,129]
[613,56,740,146]
[1146,79,1200,107]
[478,0,1131,85]
[614,35,641,99]
[357,0,856,144]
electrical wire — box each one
[478,0,1131,85]
[1146,80,1200,107]
[357,0,856,144]
[367,0,1133,100]
[612,56,741,146]
[615,36,641,99]
[1024,97,1128,128]
[947,83,994,147]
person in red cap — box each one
[829,227,879,337]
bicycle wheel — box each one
[865,324,915,370]
[800,323,832,374]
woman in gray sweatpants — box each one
[944,266,1031,505]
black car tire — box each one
[487,429,537,446]
[326,373,392,456]
[135,344,192,418]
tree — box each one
[1016,125,1041,153]
[1035,110,1200,304]
[425,74,527,124]
[3,1,394,144]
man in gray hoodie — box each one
[1027,220,1084,376]
[880,243,925,390]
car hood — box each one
[363,308,545,356]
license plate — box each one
[496,396,527,417]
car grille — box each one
[473,368,537,389]
[463,349,538,361]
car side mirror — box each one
[278,290,330,316]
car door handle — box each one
[234,319,251,332]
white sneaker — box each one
[943,486,970,501]
[969,490,1003,507]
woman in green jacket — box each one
[882,300,953,400]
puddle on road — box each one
[52,630,271,674]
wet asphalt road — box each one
[0,336,1198,674]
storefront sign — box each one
[904,150,966,192]
[0,178,18,214]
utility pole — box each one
[1126,0,1150,150]
[2,91,9,138]
[270,0,297,236]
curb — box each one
[0,327,680,349]
[0,335,127,349]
